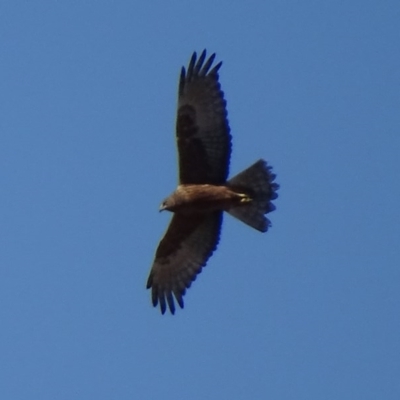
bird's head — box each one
[159,196,174,212]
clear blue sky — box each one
[1,1,399,399]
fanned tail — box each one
[227,159,279,232]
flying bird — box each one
[146,50,279,314]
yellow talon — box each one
[239,195,252,203]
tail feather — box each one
[227,159,279,232]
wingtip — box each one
[150,288,186,315]
[166,292,176,315]
[176,296,184,310]
[159,296,166,314]
[210,60,223,74]
[187,51,197,79]
[185,50,223,78]
[197,49,207,65]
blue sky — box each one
[1,1,399,399]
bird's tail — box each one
[226,159,279,232]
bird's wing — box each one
[176,50,231,184]
[147,211,223,314]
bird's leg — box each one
[236,193,252,203]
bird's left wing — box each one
[176,50,232,184]
[147,211,223,314]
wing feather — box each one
[176,50,231,184]
[146,212,223,314]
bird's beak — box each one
[159,204,166,212]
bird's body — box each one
[146,50,279,314]
[161,184,249,214]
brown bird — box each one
[146,50,279,314]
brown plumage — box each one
[146,50,279,314]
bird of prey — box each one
[146,50,279,314]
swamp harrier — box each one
[146,50,279,314]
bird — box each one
[146,50,279,314]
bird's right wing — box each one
[147,211,222,314]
